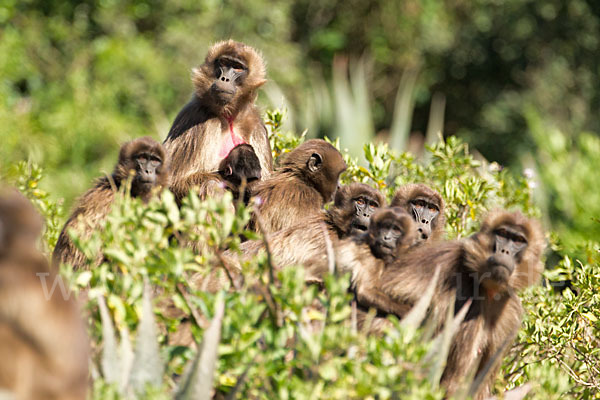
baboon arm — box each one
[171,172,221,200]
[355,285,412,318]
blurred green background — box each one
[1,0,599,250]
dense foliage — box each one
[1,0,599,397]
[5,110,598,398]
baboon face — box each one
[132,150,163,191]
[409,197,440,242]
[350,194,382,234]
[392,184,445,243]
[368,207,415,261]
[485,223,528,285]
[210,54,248,105]
[117,137,167,198]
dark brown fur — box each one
[194,143,262,204]
[250,139,346,234]
[53,137,169,269]
[164,40,272,202]
[0,190,89,400]
[379,210,545,399]
[391,183,446,243]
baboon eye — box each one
[513,234,527,243]
[412,200,425,209]
[428,204,439,212]
[495,228,509,238]
[137,156,147,163]
[356,198,365,206]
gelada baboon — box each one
[250,139,346,234]
[0,189,89,400]
[391,183,445,243]
[331,183,386,237]
[192,183,384,292]
[245,182,383,267]
[379,210,545,399]
[303,207,416,316]
[196,143,262,205]
[53,136,169,269]
[164,40,272,202]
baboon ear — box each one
[307,153,323,172]
[226,165,233,176]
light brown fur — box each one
[0,188,44,260]
[191,183,384,291]
[303,207,417,323]
[250,139,346,234]
[0,190,89,400]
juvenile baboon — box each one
[250,139,346,234]
[330,183,386,237]
[191,183,385,291]
[195,143,262,205]
[244,182,383,268]
[53,137,169,269]
[164,40,272,203]
[379,210,545,399]
[346,207,416,315]
[302,207,416,319]
[0,189,89,400]
[391,183,445,243]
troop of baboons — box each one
[1,40,546,399]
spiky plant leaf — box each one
[118,326,134,394]
[468,336,513,398]
[425,298,471,387]
[389,67,419,152]
[98,294,119,383]
[129,282,164,393]
[0,390,15,400]
[400,266,440,333]
[426,298,455,387]
[484,383,532,400]
[175,294,225,400]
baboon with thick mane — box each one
[164,40,272,202]
[379,210,545,399]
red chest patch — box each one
[218,119,246,158]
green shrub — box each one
[10,110,598,398]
